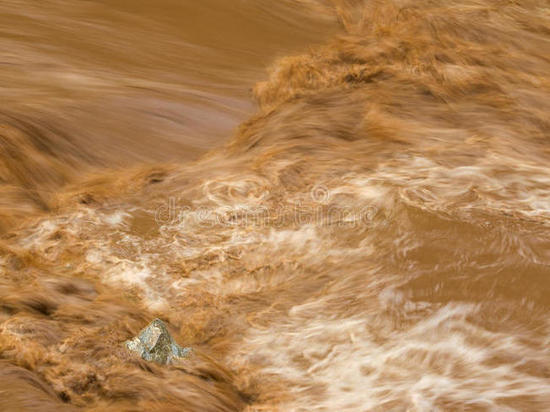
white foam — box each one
[103,211,128,226]
[109,264,151,287]
[233,301,550,410]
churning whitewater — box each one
[1,0,550,410]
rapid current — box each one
[1,0,550,410]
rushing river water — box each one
[2,0,550,410]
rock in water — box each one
[125,319,191,364]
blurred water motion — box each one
[1,0,550,410]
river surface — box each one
[1,0,550,410]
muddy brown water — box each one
[1,0,550,410]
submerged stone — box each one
[125,319,192,365]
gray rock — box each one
[125,319,192,365]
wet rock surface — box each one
[125,319,192,365]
